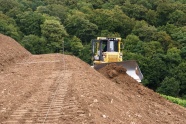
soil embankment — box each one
[0,34,30,71]
[0,34,186,124]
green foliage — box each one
[157,77,180,97]
[181,47,186,58]
[161,94,186,107]
[145,9,158,26]
[124,34,142,53]
[0,0,20,13]
[154,31,172,51]
[41,20,67,41]
[0,12,21,41]
[171,27,186,48]
[16,11,45,36]
[18,0,45,11]
[142,41,164,57]
[156,2,176,25]
[174,62,186,97]
[122,2,148,20]
[45,4,68,23]
[69,36,84,56]
[166,47,181,64]
[90,6,135,38]
[41,19,68,53]
[78,44,92,64]
[168,10,186,26]
[132,20,157,42]
[21,35,47,54]
[140,55,167,90]
[64,10,98,42]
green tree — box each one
[46,4,68,23]
[65,10,98,42]
[132,20,157,42]
[155,31,172,52]
[124,34,141,53]
[16,11,45,36]
[69,36,84,56]
[100,30,121,37]
[165,47,181,68]
[59,0,78,8]
[79,44,92,64]
[145,9,158,26]
[156,2,176,25]
[86,0,104,9]
[0,0,20,13]
[90,6,135,38]
[28,0,45,11]
[76,1,93,12]
[0,12,21,41]
[41,19,68,53]
[6,7,22,19]
[142,41,164,57]
[44,0,63,5]
[18,0,45,11]
[122,3,148,20]
[157,77,180,97]
[181,47,186,59]
[21,35,48,54]
[168,10,186,26]
[36,6,50,14]
[158,23,179,36]
[140,55,167,90]
[136,0,153,9]
[171,27,186,48]
[174,62,186,97]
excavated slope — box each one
[0,34,186,124]
[0,34,30,71]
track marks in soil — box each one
[1,54,92,124]
[36,71,71,124]
[1,55,70,124]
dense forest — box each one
[0,0,186,98]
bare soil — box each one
[0,34,186,124]
[0,34,31,71]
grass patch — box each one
[161,94,186,107]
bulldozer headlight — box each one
[94,55,99,60]
[102,52,106,58]
[103,52,106,56]
[119,52,123,58]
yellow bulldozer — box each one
[91,37,143,82]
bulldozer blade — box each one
[94,60,143,82]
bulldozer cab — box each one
[92,37,122,62]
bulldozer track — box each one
[1,54,75,124]
[36,70,71,124]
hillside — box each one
[0,34,30,71]
[0,35,186,124]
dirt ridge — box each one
[0,34,186,124]
[0,34,30,71]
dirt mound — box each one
[87,62,186,123]
[0,34,30,71]
[0,35,185,124]
[98,63,127,78]
[98,63,145,93]
[64,57,186,124]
